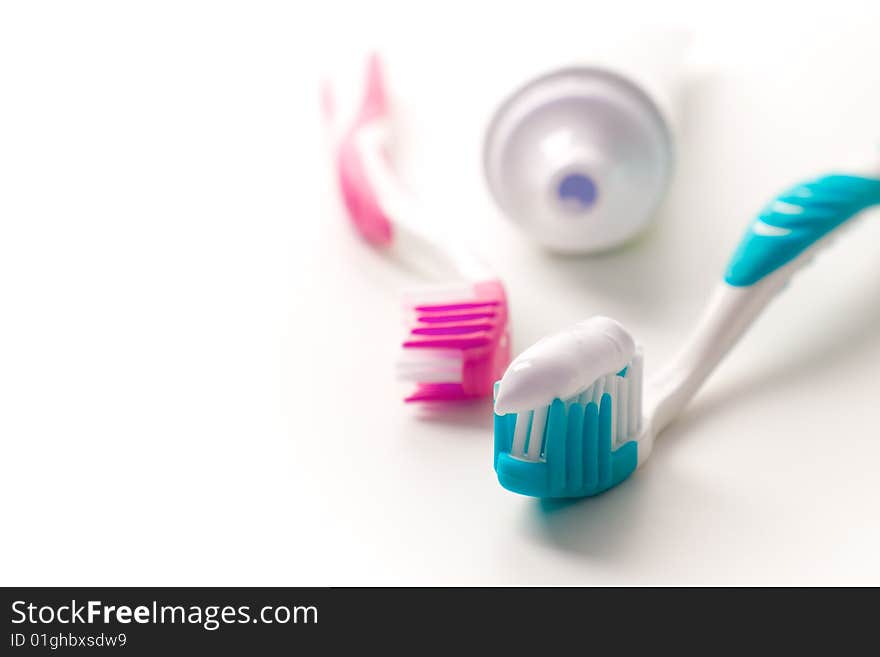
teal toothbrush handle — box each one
[647,172,880,436]
[725,174,880,287]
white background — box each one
[2,1,880,585]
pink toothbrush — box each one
[324,55,510,403]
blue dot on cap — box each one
[558,173,597,211]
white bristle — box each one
[508,351,645,463]
[578,384,593,406]
[592,377,605,404]
[395,358,461,370]
[511,410,532,456]
[526,405,548,460]
[605,373,617,391]
[606,374,618,444]
[617,378,629,447]
[573,353,643,445]
[628,377,638,438]
[630,350,644,434]
[401,283,476,308]
[395,349,463,384]
[396,368,462,384]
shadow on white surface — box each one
[666,255,880,444]
[414,397,495,429]
[527,479,654,560]
[514,244,880,567]
[519,464,734,568]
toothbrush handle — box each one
[649,173,880,434]
[724,174,880,287]
[332,54,395,248]
[331,55,491,281]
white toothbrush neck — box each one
[645,250,804,435]
[356,122,493,282]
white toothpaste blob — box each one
[494,316,635,414]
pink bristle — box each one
[403,336,492,350]
[411,324,495,336]
[417,312,496,323]
[401,279,510,402]
[404,383,471,403]
[413,300,500,313]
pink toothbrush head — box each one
[399,279,510,403]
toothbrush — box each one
[492,166,880,497]
[324,55,510,403]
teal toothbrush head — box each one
[493,164,880,499]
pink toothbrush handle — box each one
[331,54,394,247]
